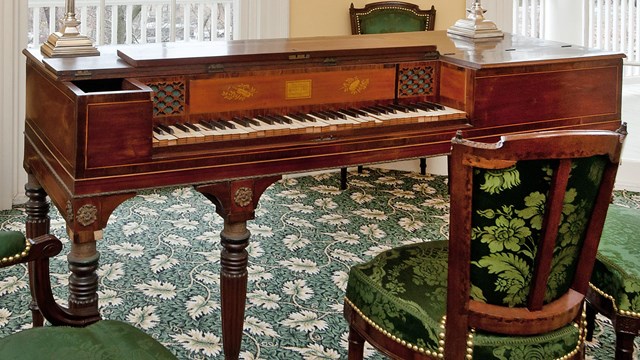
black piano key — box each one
[184,122,200,131]
[338,108,358,117]
[414,102,436,111]
[290,113,315,122]
[375,105,396,114]
[402,103,420,112]
[389,104,410,113]
[309,111,328,120]
[224,120,239,129]
[153,126,165,135]
[199,120,215,130]
[361,107,381,115]
[256,115,274,125]
[273,115,292,124]
[174,123,190,132]
[231,117,251,127]
[245,117,261,126]
[157,124,174,134]
[326,110,346,119]
[418,101,445,110]
[348,108,369,117]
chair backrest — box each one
[445,126,626,358]
[349,1,436,35]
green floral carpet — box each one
[0,168,638,359]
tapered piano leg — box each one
[196,176,280,360]
[220,220,250,360]
[62,194,133,322]
[24,175,50,327]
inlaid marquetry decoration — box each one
[222,84,257,101]
[342,76,370,95]
[234,187,253,207]
[76,204,98,226]
[397,64,435,97]
[147,80,186,116]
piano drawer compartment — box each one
[69,79,154,170]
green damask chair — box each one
[349,1,436,35]
[341,1,436,190]
[344,126,626,359]
[0,231,177,359]
[586,205,640,359]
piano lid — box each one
[115,32,439,68]
[27,31,624,81]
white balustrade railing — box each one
[512,0,545,39]
[513,0,640,76]
[586,0,640,75]
[27,0,236,47]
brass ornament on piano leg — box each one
[40,0,99,58]
[447,0,503,39]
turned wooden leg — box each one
[67,241,100,317]
[220,220,250,360]
[24,177,50,327]
[348,327,365,360]
[196,176,280,359]
[615,331,636,360]
[340,168,348,190]
[585,302,596,341]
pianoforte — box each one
[23,31,623,359]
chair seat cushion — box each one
[590,205,640,315]
[345,240,582,359]
[0,231,27,260]
[0,320,177,359]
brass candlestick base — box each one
[448,1,503,39]
[40,13,99,57]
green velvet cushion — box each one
[345,241,581,359]
[0,231,27,260]
[358,11,426,34]
[0,320,177,359]
[590,205,640,314]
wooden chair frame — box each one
[345,126,627,359]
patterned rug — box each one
[0,168,638,359]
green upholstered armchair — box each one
[0,231,177,359]
[340,2,437,190]
[344,126,627,359]
[586,205,640,360]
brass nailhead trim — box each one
[0,238,30,265]
[355,6,431,34]
[346,297,586,359]
[345,297,441,357]
[589,282,640,318]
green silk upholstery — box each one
[590,205,640,316]
[471,157,606,307]
[345,241,581,359]
[0,231,27,261]
[357,10,426,34]
[0,320,177,359]
[345,156,607,358]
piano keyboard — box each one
[152,102,466,147]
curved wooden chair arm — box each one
[1,233,101,326]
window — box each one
[27,0,289,47]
